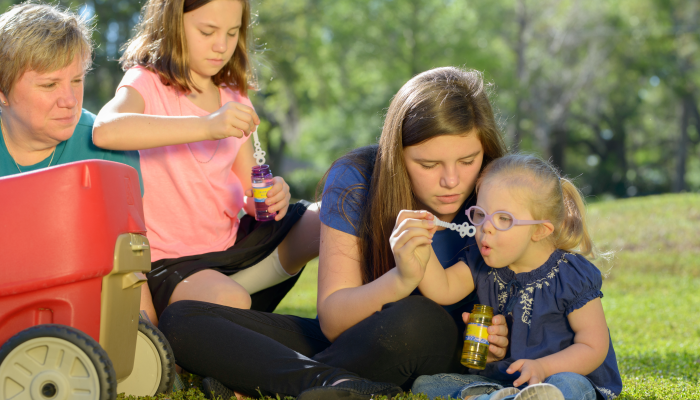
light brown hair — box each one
[120,0,254,93]
[476,153,596,257]
[0,1,93,96]
[323,67,508,284]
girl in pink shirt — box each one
[93,0,319,324]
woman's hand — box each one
[390,210,437,289]
[204,101,260,140]
[462,312,509,362]
[245,176,290,221]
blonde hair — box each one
[477,153,596,258]
[0,1,93,96]
[120,0,255,94]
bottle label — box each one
[465,322,489,345]
[253,185,272,203]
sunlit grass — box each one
[127,194,700,399]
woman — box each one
[0,2,141,183]
[159,67,510,400]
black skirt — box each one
[147,200,311,317]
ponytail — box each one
[556,178,594,257]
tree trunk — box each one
[550,125,567,172]
[512,0,528,152]
[673,95,692,192]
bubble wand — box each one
[250,129,277,221]
[433,217,476,238]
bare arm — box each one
[93,86,259,150]
[418,253,474,305]
[509,298,610,386]
[317,223,421,342]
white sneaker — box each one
[490,387,521,400]
[514,383,564,400]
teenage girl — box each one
[92,0,320,324]
[397,154,622,400]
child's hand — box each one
[390,210,437,288]
[508,359,548,387]
[205,101,260,140]
[245,176,290,221]
[462,313,509,362]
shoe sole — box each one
[202,377,236,400]
[514,383,564,400]
[489,387,521,400]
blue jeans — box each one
[412,372,598,400]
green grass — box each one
[127,193,700,400]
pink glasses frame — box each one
[465,205,550,231]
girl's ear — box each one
[531,222,554,242]
[0,91,8,106]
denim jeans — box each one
[412,372,598,400]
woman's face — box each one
[403,132,484,222]
[183,0,242,86]
[2,56,84,145]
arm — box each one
[509,298,610,386]
[92,86,259,150]
[317,223,420,341]
[418,255,474,305]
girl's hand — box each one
[462,312,509,362]
[508,359,548,387]
[245,176,290,221]
[390,210,437,288]
[204,101,260,140]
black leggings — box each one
[159,296,468,398]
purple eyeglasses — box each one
[466,206,550,231]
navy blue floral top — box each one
[461,247,622,399]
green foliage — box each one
[1,0,697,199]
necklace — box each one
[182,86,222,164]
[1,116,56,173]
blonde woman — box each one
[0,2,140,182]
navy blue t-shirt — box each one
[462,247,623,400]
[320,155,478,322]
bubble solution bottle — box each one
[460,304,493,369]
[251,165,277,221]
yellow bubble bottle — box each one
[460,304,493,369]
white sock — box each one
[229,248,297,294]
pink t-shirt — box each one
[118,66,251,261]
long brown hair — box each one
[120,0,254,93]
[476,153,596,257]
[323,67,508,284]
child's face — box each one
[183,0,243,83]
[474,182,538,270]
[403,132,484,222]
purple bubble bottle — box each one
[251,164,277,221]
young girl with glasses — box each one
[397,153,622,400]
[92,0,321,324]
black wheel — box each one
[116,319,176,396]
[0,324,117,400]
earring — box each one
[1,101,6,105]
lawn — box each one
[124,193,700,400]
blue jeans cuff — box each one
[412,373,504,400]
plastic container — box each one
[460,304,493,369]
[251,165,277,221]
